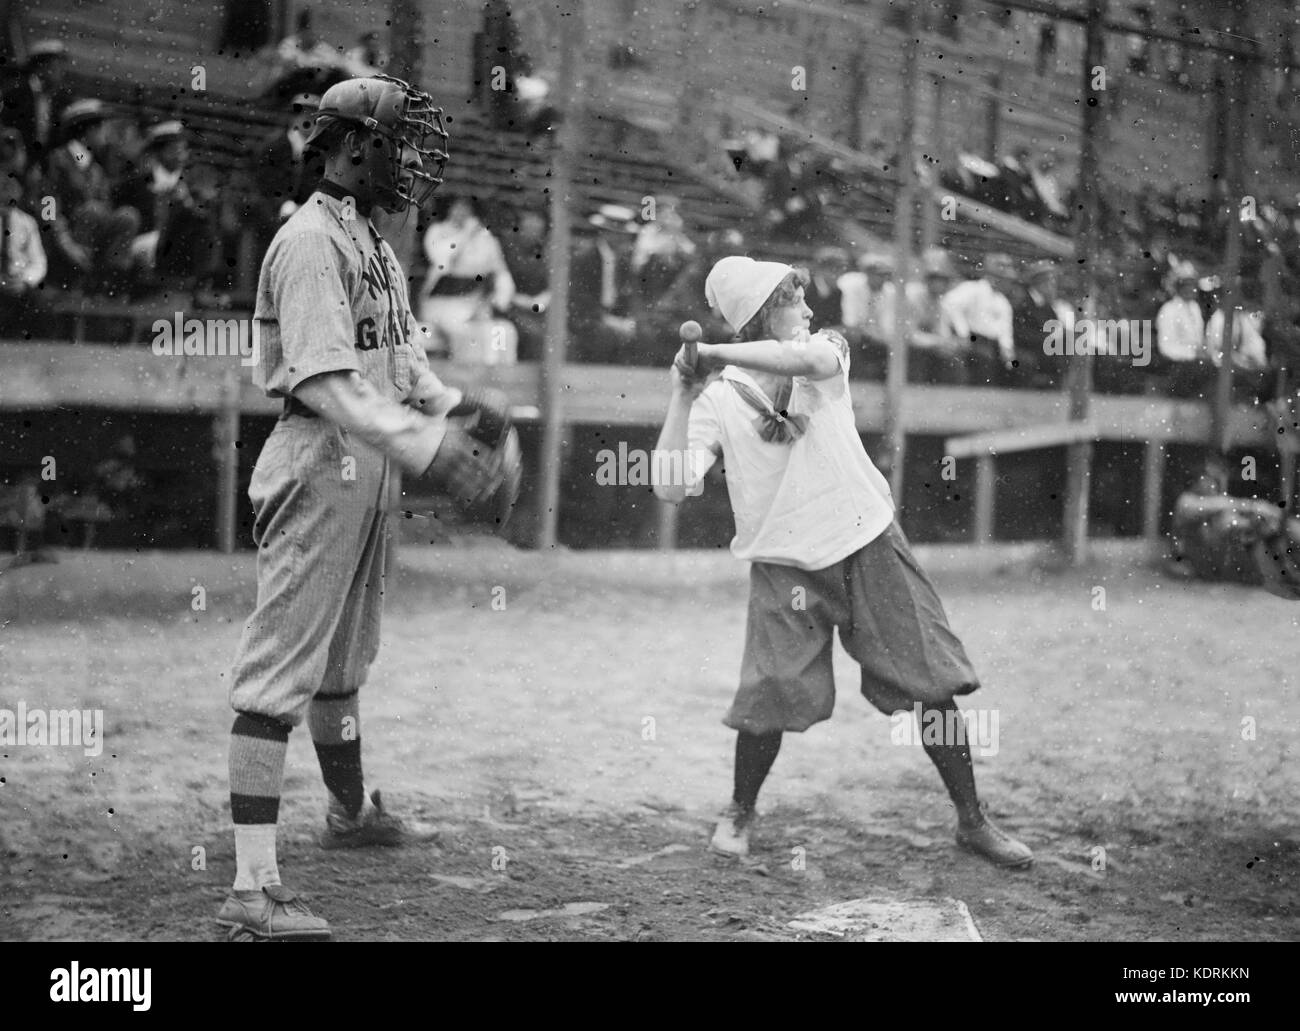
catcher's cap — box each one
[308,76,430,147]
[144,120,185,149]
[305,74,448,205]
[60,98,109,133]
[302,72,447,206]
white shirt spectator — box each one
[943,278,1015,363]
[421,215,515,312]
[1206,307,1267,370]
[837,272,897,340]
[1155,297,1206,362]
[1,204,47,288]
[904,280,962,348]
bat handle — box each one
[685,340,698,372]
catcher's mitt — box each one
[413,388,522,529]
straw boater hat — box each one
[587,203,638,234]
[26,39,67,67]
[144,120,185,150]
[858,250,896,274]
[1024,258,1059,282]
[920,247,955,279]
[981,252,1017,280]
[59,99,109,137]
[705,255,793,335]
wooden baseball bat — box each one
[679,319,702,374]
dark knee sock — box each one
[308,692,364,818]
[733,730,783,810]
[919,700,982,827]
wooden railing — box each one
[0,341,1275,553]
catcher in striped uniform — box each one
[217,75,520,941]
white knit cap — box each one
[705,255,794,335]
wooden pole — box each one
[1142,438,1166,551]
[885,7,919,505]
[974,454,995,545]
[1063,0,1106,566]
[537,0,586,549]
[389,0,424,84]
[920,74,943,256]
[1213,5,1251,455]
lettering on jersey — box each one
[360,251,389,301]
[354,310,406,352]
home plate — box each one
[788,897,982,941]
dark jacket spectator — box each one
[45,99,141,290]
[4,40,71,167]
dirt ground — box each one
[1,543,1297,941]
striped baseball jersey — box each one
[254,189,428,404]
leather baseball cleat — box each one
[955,816,1034,868]
[319,790,439,850]
[710,801,756,858]
[216,884,331,941]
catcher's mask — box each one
[306,74,448,211]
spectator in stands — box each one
[220,0,275,54]
[1206,281,1271,401]
[419,193,517,363]
[1155,262,1209,397]
[1026,151,1069,223]
[1127,5,1154,75]
[1011,258,1072,389]
[247,92,320,259]
[500,207,550,362]
[838,250,896,380]
[629,198,703,365]
[0,125,43,214]
[45,99,141,293]
[276,8,339,71]
[347,30,389,72]
[906,247,967,385]
[631,195,696,302]
[4,40,70,168]
[0,171,49,338]
[269,7,358,98]
[118,121,227,305]
[569,203,638,363]
[805,246,848,332]
[1166,12,1193,88]
[997,147,1043,224]
[945,252,1017,386]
